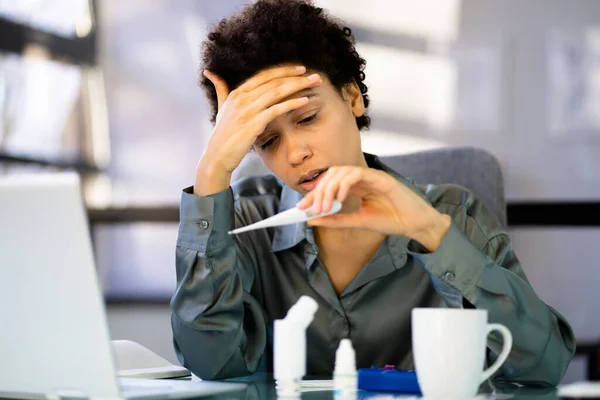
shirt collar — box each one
[270,153,429,254]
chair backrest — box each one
[232,146,507,226]
[380,147,506,226]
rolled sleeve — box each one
[171,185,267,379]
[408,222,488,303]
[408,212,575,385]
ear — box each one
[342,81,365,118]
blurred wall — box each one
[458,0,600,384]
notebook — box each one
[0,173,246,399]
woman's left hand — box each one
[296,166,452,252]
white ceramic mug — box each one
[411,308,513,399]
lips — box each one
[298,168,328,184]
[298,168,328,192]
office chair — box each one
[380,147,507,227]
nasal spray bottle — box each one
[333,339,358,399]
[274,295,319,397]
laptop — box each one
[0,173,246,399]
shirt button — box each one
[444,271,455,282]
[198,220,209,229]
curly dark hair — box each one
[200,0,370,130]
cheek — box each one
[259,154,291,182]
[323,111,355,143]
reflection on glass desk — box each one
[193,374,561,400]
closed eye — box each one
[299,113,318,125]
[259,136,277,150]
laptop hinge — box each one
[46,389,88,400]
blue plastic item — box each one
[357,366,421,393]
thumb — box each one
[203,70,230,110]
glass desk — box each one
[194,374,562,400]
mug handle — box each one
[480,323,513,384]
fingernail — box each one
[298,97,309,103]
[296,66,306,73]
[307,73,320,82]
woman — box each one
[171,0,575,384]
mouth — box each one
[298,168,328,191]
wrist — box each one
[194,158,232,196]
[410,212,451,252]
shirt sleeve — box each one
[170,186,267,380]
[407,189,576,387]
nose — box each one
[285,133,312,167]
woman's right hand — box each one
[194,65,322,195]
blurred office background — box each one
[1,0,599,383]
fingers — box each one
[205,66,320,128]
[336,168,363,204]
[257,96,310,127]
[296,167,364,214]
[238,65,307,93]
[251,73,321,110]
[203,70,230,110]
[318,167,363,214]
[321,168,355,213]
[296,191,314,210]
[310,168,338,215]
